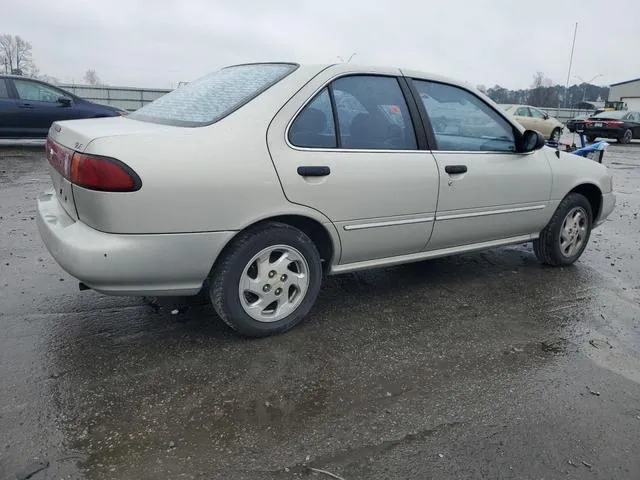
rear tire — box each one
[533,193,593,266]
[618,129,632,144]
[209,222,323,337]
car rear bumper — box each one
[585,128,624,139]
[594,192,616,228]
[36,190,235,296]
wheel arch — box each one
[569,183,602,221]
[212,213,340,276]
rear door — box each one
[0,79,20,137]
[513,106,535,130]
[267,68,440,265]
[408,79,552,250]
[12,78,75,137]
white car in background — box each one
[37,62,615,337]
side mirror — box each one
[520,129,546,152]
[542,112,549,119]
[57,96,72,107]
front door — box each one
[528,106,553,137]
[409,79,552,250]
[267,70,439,265]
[11,78,74,137]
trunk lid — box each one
[47,116,179,152]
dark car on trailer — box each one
[583,110,640,144]
[0,75,125,139]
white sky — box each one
[4,0,639,89]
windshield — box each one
[128,63,298,127]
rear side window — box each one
[129,63,298,127]
[0,79,9,99]
[289,88,337,148]
[289,74,417,150]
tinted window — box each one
[129,63,297,127]
[289,88,336,148]
[14,79,61,102]
[332,75,417,150]
[413,80,516,152]
[0,79,9,99]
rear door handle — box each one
[445,165,467,174]
[297,166,331,177]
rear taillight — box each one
[45,137,141,192]
[71,153,141,192]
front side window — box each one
[515,107,530,117]
[413,80,516,152]
[129,63,298,127]
[289,88,336,148]
[529,108,546,119]
[14,79,62,103]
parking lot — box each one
[1,142,639,479]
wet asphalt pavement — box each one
[1,141,639,480]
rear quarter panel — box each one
[73,66,339,238]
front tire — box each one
[533,193,593,266]
[209,222,323,337]
[550,127,562,143]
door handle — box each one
[18,103,34,109]
[445,165,467,174]
[297,166,330,177]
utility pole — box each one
[563,22,578,108]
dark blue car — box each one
[0,75,125,138]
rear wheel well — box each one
[267,215,334,271]
[569,184,602,220]
[212,215,335,277]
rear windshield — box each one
[593,110,626,119]
[128,63,298,127]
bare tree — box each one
[531,71,553,89]
[37,74,60,85]
[0,34,36,76]
[528,71,556,107]
[84,69,101,85]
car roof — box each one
[229,62,483,93]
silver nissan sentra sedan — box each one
[37,62,615,337]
